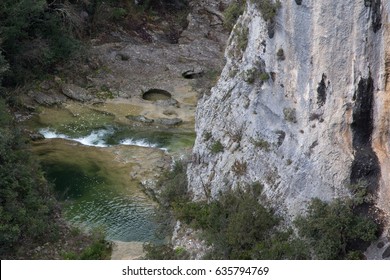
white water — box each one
[119,138,158,148]
[39,128,162,149]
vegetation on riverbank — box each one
[0,98,111,259]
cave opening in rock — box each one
[142,89,172,101]
[182,70,204,79]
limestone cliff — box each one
[187,0,390,241]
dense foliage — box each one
[146,161,380,260]
[250,0,281,21]
[0,0,81,85]
[146,163,308,260]
[175,189,308,259]
[0,99,59,258]
[223,0,245,30]
[295,198,378,259]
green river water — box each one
[25,103,195,243]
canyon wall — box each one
[187,0,390,232]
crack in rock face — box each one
[351,76,380,193]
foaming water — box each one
[39,127,162,149]
[40,128,111,147]
[119,138,158,148]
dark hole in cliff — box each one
[351,76,374,147]
[350,75,380,215]
[182,70,204,79]
[142,89,172,101]
[295,0,302,5]
[267,20,275,39]
[317,74,327,107]
[275,130,286,147]
[370,0,382,33]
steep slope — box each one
[188,0,389,235]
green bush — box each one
[295,198,378,259]
[283,107,297,123]
[172,188,308,260]
[143,243,189,260]
[259,72,270,81]
[0,99,58,258]
[250,0,281,21]
[147,158,309,260]
[210,140,224,154]
[232,160,247,176]
[251,137,271,151]
[203,131,212,141]
[111,7,128,22]
[62,228,111,260]
[151,160,189,239]
[158,161,189,206]
[235,25,249,53]
[0,0,81,85]
[223,1,245,30]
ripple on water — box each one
[42,158,161,243]
[68,194,157,242]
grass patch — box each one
[250,0,281,21]
[283,107,297,123]
[259,72,270,81]
[210,140,224,154]
[223,0,246,30]
[251,137,271,151]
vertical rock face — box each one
[187,0,390,224]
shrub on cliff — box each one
[174,188,309,260]
[295,198,378,259]
[223,0,246,30]
[250,0,281,21]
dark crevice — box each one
[182,70,204,79]
[317,74,327,107]
[349,75,383,256]
[370,0,382,33]
[350,75,379,190]
[275,130,285,147]
[267,20,275,39]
